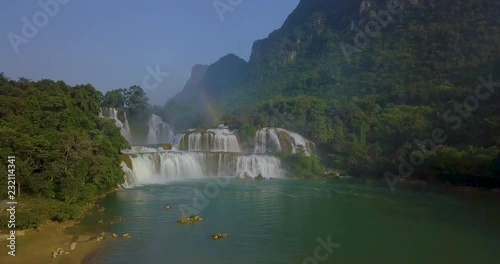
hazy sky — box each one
[0,0,299,105]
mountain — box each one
[162,0,500,186]
[169,53,248,108]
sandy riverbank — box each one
[0,220,107,264]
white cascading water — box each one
[147,114,174,144]
[254,128,316,156]
[99,107,131,142]
[121,151,285,186]
[236,155,284,178]
[172,128,240,152]
[119,125,308,187]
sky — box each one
[0,0,299,105]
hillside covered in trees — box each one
[0,75,128,229]
[162,0,500,188]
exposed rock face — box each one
[170,64,208,102]
[177,215,204,224]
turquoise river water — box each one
[74,178,500,264]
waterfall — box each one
[147,114,174,144]
[236,155,284,178]
[120,125,297,186]
[172,128,240,152]
[99,107,131,141]
[121,150,285,186]
[254,128,316,156]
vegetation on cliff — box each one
[162,0,500,188]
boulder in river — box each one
[211,233,228,240]
[243,171,252,179]
[255,173,265,180]
[70,242,77,251]
[163,204,172,210]
[177,215,204,224]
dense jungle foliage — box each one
[0,75,128,229]
[161,0,500,188]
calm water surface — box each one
[77,179,500,264]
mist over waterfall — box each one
[147,114,174,144]
[172,128,240,152]
[100,107,131,141]
[254,128,316,156]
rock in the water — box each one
[255,173,265,180]
[163,204,172,210]
[177,215,204,224]
[123,233,131,239]
[242,171,252,179]
[70,242,77,251]
[112,233,117,238]
[211,233,228,240]
[97,207,105,213]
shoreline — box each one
[0,220,105,264]
[0,188,121,263]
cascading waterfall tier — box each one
[254,128,316,156]
[99,107,131,141]
[147,114,174,144]
[121,150,284,186]
[172,128,241,152]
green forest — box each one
[161,0,500,188]
[0,75,128,229]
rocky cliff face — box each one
[170,64,208,102]
[170,0,500,110]
[170,54,248,105]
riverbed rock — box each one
[163,204,172,210]
[52,247,68,258]
[112,233,118,238]
[70,242,77,251]
[97,207,106,213]
[211,233,228,240]
[177,215,204,224]
[123,233,131,239]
